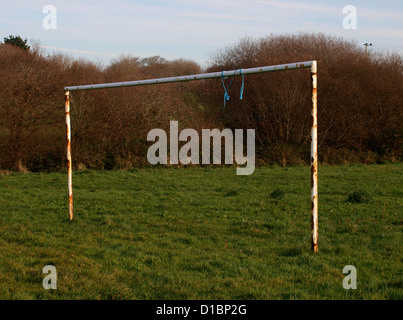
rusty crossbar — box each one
[64,60,319,251]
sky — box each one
[1,0,402,68]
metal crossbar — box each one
[65,61,314,91]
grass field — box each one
[0,164,402,300]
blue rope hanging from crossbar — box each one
[221,69,245,108]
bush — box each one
[347,190,372,203]
[0,32,401,171]
[270,189,285,200]
[203,32,403,165]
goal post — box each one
[64,60,318,252]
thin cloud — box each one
[40,45,117,57]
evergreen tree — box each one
[3,35,30,51]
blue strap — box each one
[221,69,245,108]
[221,71,230,108]
[240,69,244,100]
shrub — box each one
[347,190,372,203]
[270,189,285,200]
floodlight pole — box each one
[64,60,318,252]
[364,43,372,56]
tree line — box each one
[0,33,401,172]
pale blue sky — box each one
[1,0,402,67]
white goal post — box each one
[64,60,318,252]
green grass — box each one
[0,164,402,300]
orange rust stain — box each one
[68,196,73,220]
[311,163,315,187]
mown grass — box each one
[0,164,401,300]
